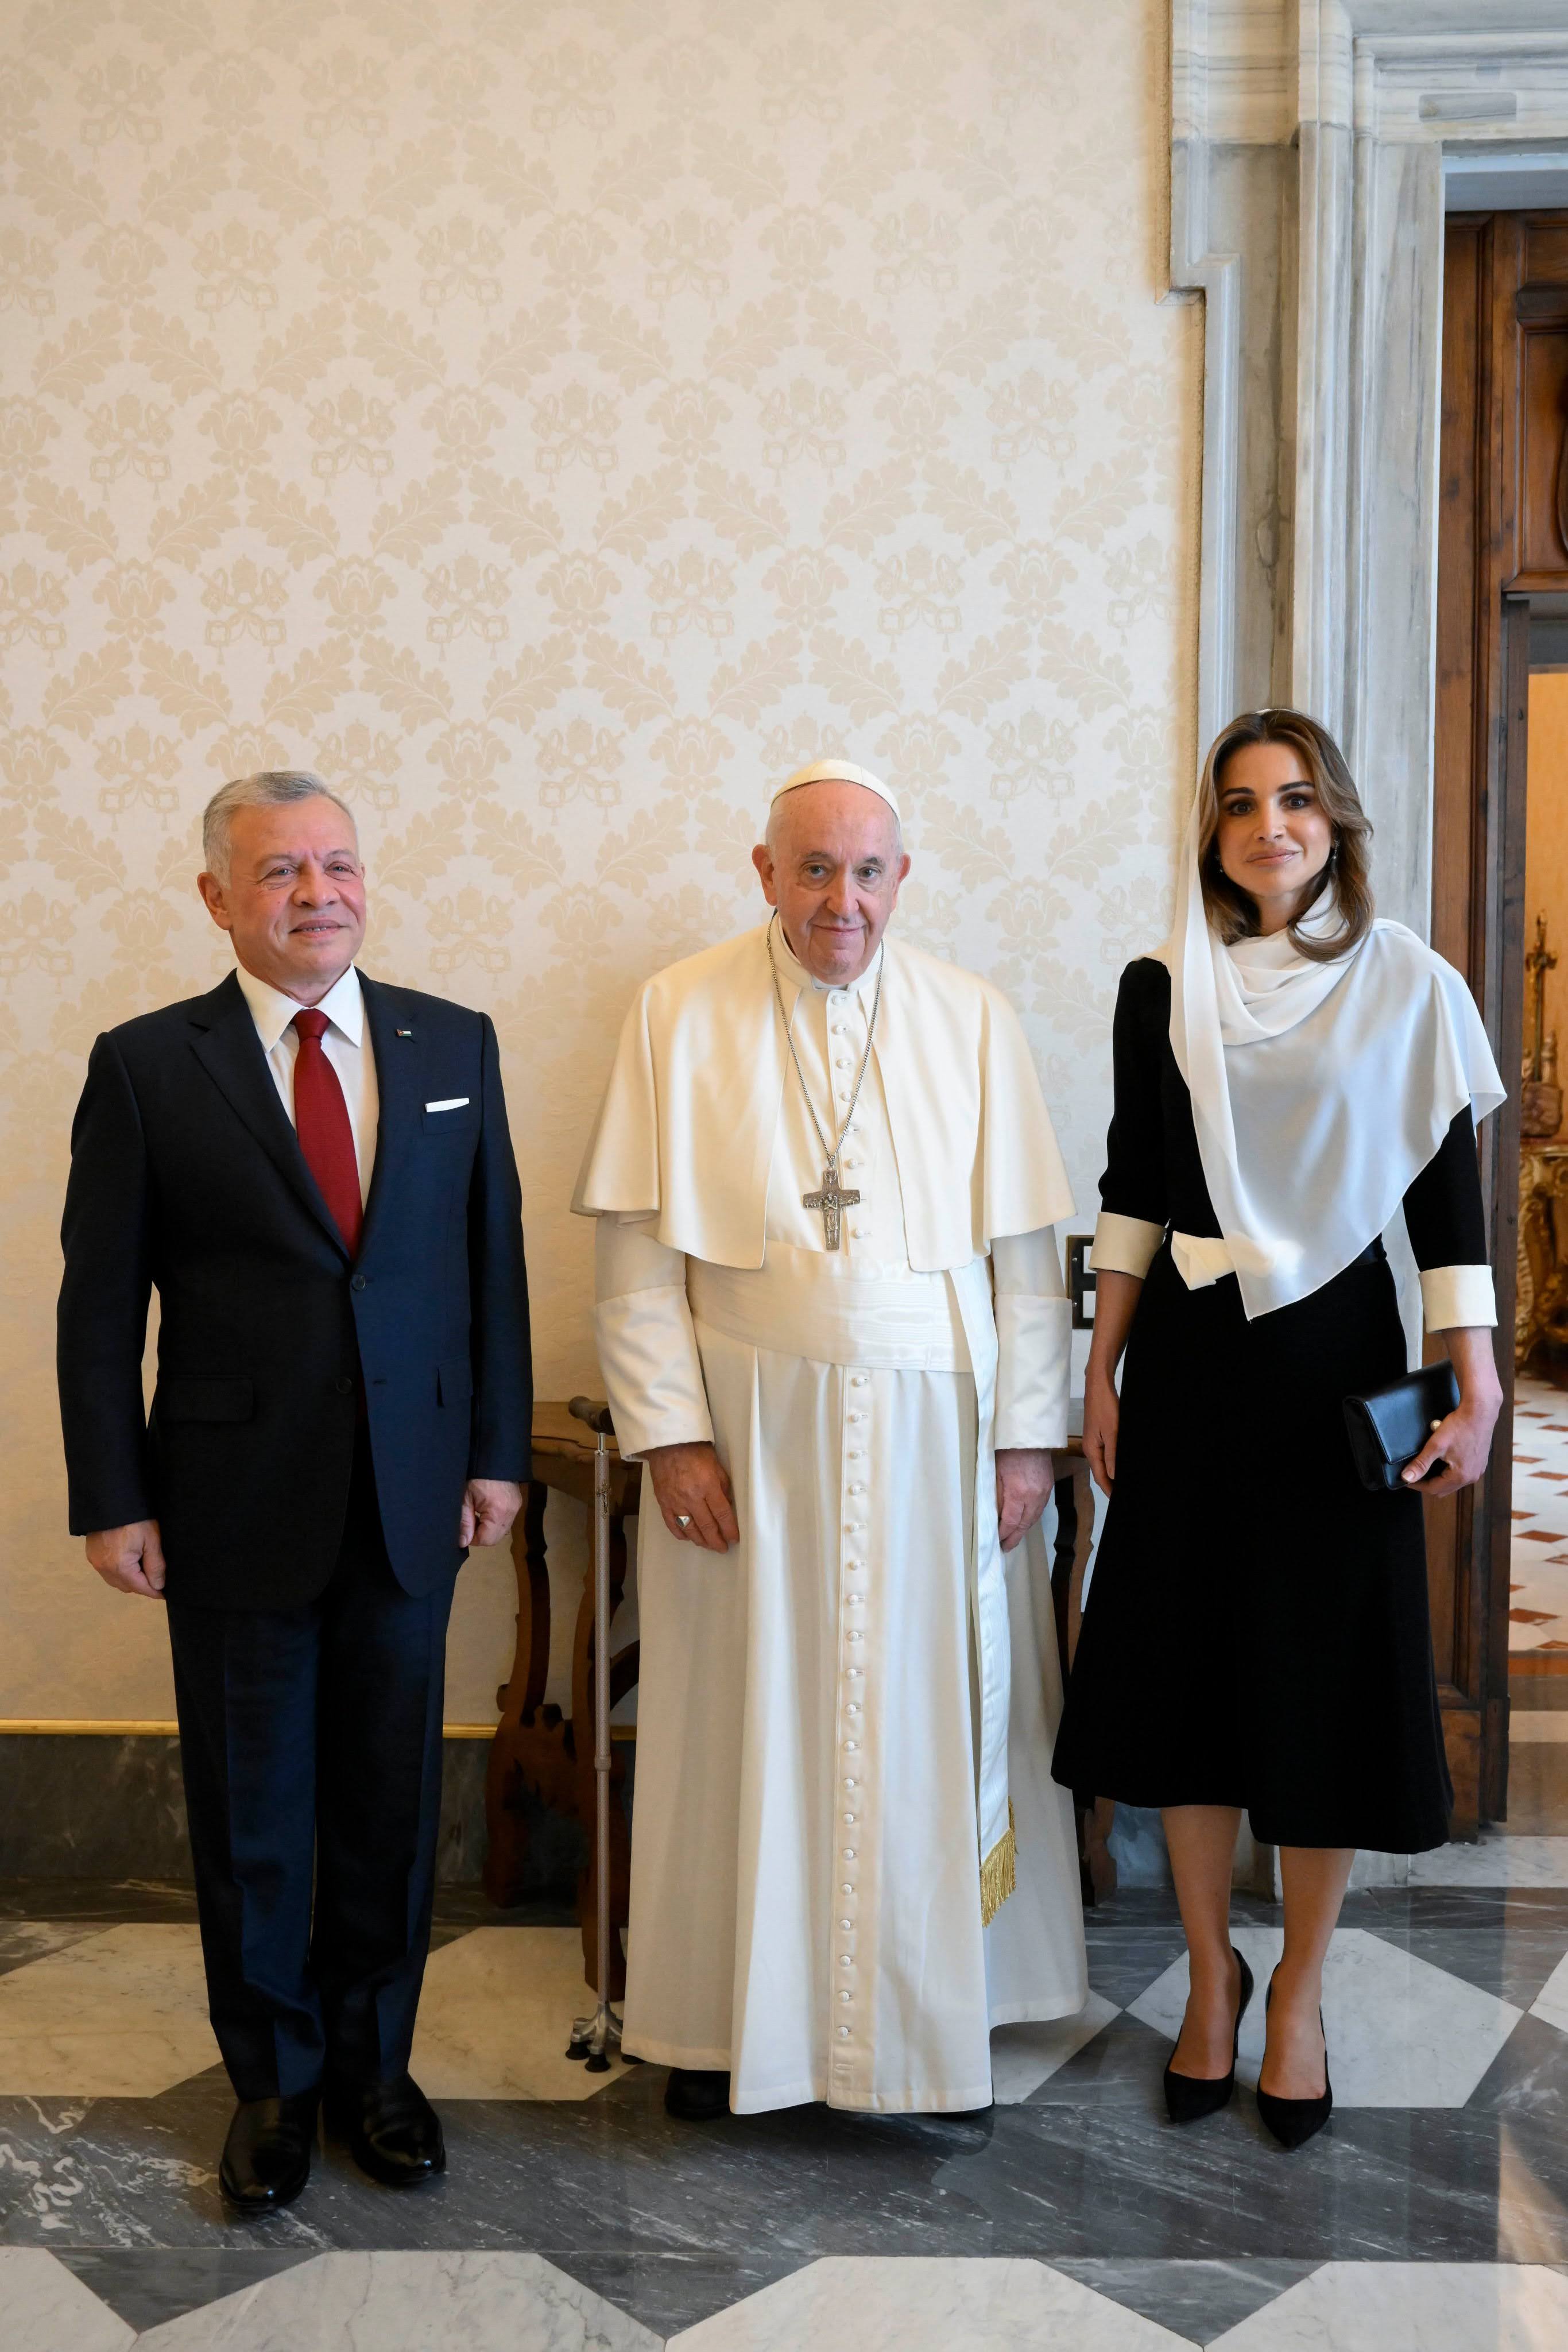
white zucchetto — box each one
[769,759,901,822]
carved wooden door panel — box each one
[1434,212,1568,1829]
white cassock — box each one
[574,919,1088,2113]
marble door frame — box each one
[1170,0,1568,933]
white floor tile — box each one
[1128,1927,1521,2106]
[1406,1833,1568,1887]
[1508,1380,1568,1653]
[0,2249,133,2352]
[1207,2260,1568,2350]
[137,2251,660,2351]
[411,1928,633,2099]
[0,1924,217,2097]
[990,1992,1120,2103]
[669,2258,1186,2349]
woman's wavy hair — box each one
[1195,707,1375,962]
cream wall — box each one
[0,0,1199,1723]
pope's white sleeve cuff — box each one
[1420,1264,1496,1332]
[593,1220,713,1456]
[1089,1211,1164,1281]
[993,1293,1071,1450]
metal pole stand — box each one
[566,1403,623,2072]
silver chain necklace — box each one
[768,913,885,1251]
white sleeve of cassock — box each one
[593,1214,714,1459]
[991,1227,1071,1450]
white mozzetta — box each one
[1419,1264,1496,1331]
[1089,1212,1164,1280]
[573,926,1073,1274]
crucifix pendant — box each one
[802,1163,861,1251]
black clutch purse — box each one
[1342,1361,1461,1492]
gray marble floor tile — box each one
[134,2249,661,2349]
[546,2251,810,2338]
[1345,1917,1568,2010]
[1024,2013,1179,2106]
[0,1924,96,1982]
[1047,2259,1323,2347]
[57,2249,316,2333]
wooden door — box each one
[1433,212,1568,1828]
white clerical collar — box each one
[769,919,885,1000]
[235,961,365,1051]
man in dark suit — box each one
[57,769,531,2212]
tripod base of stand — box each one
[567,2002,624,2072]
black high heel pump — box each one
[1164,1948,1254,2124]
[1256,1967,1333,2150]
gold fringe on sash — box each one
[979,1801,1016,1927]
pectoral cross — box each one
[803,1164,861,1251]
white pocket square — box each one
[425,1097,470,1112]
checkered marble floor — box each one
[3,1869,1567,2349]
[1507,1378,1568,1653]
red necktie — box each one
[292,1009,362,1256]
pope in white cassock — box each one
[573,760,1089,2120]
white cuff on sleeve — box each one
[1089,1211,1164,1281]
[993,1293,1071,1450]
[593,1285,714,1459]
[1419,1264,1496,1332]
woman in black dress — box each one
[1052,709,1504,2149]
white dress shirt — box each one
[234,962,380,1205]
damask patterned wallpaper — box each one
[0,0,1198,1720]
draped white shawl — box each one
[1155,800,1505,1320]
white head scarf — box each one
[1156,788,1505,1319]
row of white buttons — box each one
[835,1362,872,2050]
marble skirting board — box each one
[0,1734,583,1894]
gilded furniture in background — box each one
[1519,916,1568,1367]
[1518,1146,1568,1365]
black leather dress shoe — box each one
[664,2067,730,2120]
[325,2073,446,2187]
[219,2093,318,2212]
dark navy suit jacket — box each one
[57,968,532,1609]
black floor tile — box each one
[1048,2256,1322,2346]
[57,2247,318,2332]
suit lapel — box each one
[187,973,349,1258]
[357,973,419,1260]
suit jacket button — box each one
[335,1376,354,1395]
[351,1274,367,1292]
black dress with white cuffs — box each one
[1050,956,1493,1854]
